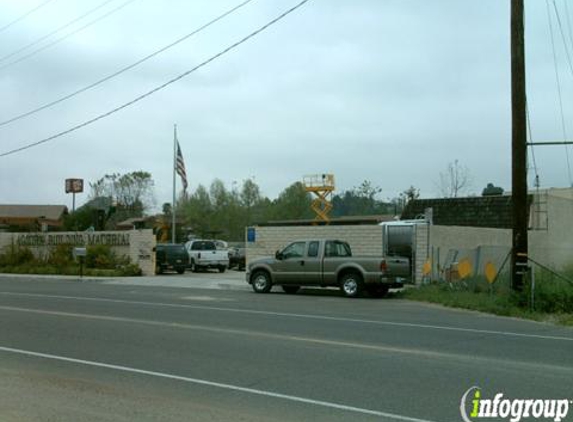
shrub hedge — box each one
[0,243,141,276]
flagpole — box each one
[172,124,177,244]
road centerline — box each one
[0,304,571,374]
[0,291,571,342]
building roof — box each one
[256,214,396,227]
[0,204,68,221]
[401,196,532,229]
[116,217,148,229]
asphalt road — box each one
[0,276,572,422]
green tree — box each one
[87,171,155,229]
[401,185,420,202]
[63,205,97,231]
[332,180,386,216]
[180,180,249,241]
[240,178,263,229]
[354,180,382,200]
[180,184,214,239]
[209,179,233,238]
[209,179,229,210]
[89,171,155,214]
[389,186,421,216]
[240,178,261,209]
[268,182,313,221]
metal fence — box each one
[428,245,511,286]
[425,245,573,313]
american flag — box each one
[176,141,188,191]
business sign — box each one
[65,178,84,194]
[16,232,130,247]
[247,227,256,243]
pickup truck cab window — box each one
[307,241,319,257]
[281,242,306,259]
[325,241,351,257]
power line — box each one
[0,0,312,158]
[0,0,117,65]
[524,1,539,187]
[550,0,573,79]
[0,0,255,128]
[562,0,573,52]
[546,0,573,186]
[0,0,140,72]
[0,0,57,35]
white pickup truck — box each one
[185,240,229,273]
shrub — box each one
[527,277,573,314]
[0,244,36,266]
[0,242,141,277]
[47,244,74,268]
[400,269,573,325]
[119,263,142,276]
[86,244,116,269]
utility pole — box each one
[511,0,528,291]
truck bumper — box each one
[197,260,228,268]
[380,278,404,289]
[366,273,405,289]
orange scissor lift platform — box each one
[303,174,335,222]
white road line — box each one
[0,291,572,342]
[0,345,445,422]
[1,305,572,374]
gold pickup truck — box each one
[246,239,409,298]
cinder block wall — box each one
[127,230,156,276]
[0,230,156,276]
[413,223,430,283]
[529,194,573,269]
[246,225,383,263]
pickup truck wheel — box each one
[218,266,226,273]
[176,268,185,275]
[340,272,364,298]
[190,260,198,273]
[251,271,272,293]
[367,285,389,298]
[282,285,300,294]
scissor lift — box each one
[303,174,335,222]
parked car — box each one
[155,243,188,274]
[185,239,229,273]
[228,246,246,270]
[246,239,410,297]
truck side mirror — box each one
[275,250,283,260]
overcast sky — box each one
[1,0,572,210]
